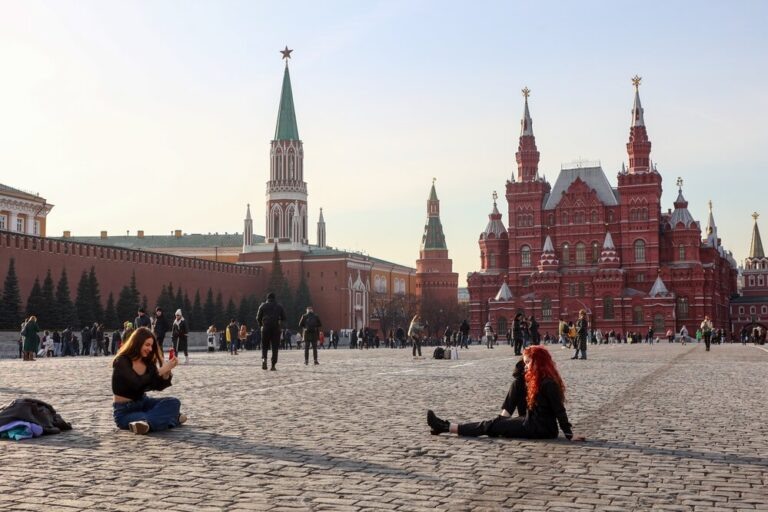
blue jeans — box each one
[113,396,182,432]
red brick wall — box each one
[0,231,265,311]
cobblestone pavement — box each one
[1,343,766,511]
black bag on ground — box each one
[433,347,445,360]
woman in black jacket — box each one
[428,346,585,441]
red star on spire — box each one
[280,46,293,60]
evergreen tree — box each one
[174,286,183,313]
[214,292,225,328]
[39,269,56,327]
[157,283,174,318]
[292,275,312,327]
[142,295,148,312]
[75,270,94,327]
[225,298,238,323]
[129,272,140,311]
[26,277,44,322]
[116,285,136,325]
[88,267,104,322]
[183,292,192,321]
[55,268,78,329]
[0,258,23,329]
[267,243,286,295]
[191,290,204,331]
[237,295,250,325]
[104,292,118,330]
[203,288,215,327]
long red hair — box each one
[523,346,566,409]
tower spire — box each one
[749,212,765,259]
[275,47,299,141]
[421,179,447,250]
[243,203,253,248]
[515,86,540,182]
[317,207,326,249]
[626,75,652,173]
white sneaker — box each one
[129,421,150,435]
[178,414,187,425]
[184,355,189,364]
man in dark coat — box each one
[256,292,286,371]
[572,309,589,360]
[152,307,169,349]
[298,306,322,366]
[134,307,152,329]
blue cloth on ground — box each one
[0,420,44,440]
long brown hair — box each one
[113,327,163,366]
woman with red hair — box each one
[427,346,585,441]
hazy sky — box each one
[2,1,767,286]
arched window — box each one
[497,317,508,336]
[676,297,689,320]
[603,297,614,319]
[653,313,664,333]
[521,245,531,267]
[607,211,614,222]
[592,241,600,263]
[562,243,570,265]
[633,306,644,325]
[562,212,568,225]
[634,239,646,263]
[591,210,598,223]
[542,298,552,321]
[489,253,496,268]
[678,244,685,261]
[548,214,555,226]
[576,242,586,265]
[749,276,755,286]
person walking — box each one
[408,314,424,359]
[238,324,248,352]
[571,310,589,360]
[172,309,189,364]
[529,316,540,346]
[298,306,322,366]
[680,325,688,345]
[484,321,496,349]
[700,315,713,352]
[134,307,151,330]
[256,292,286,371]
[459,319,470,349]
[206,326,217,352]
[152,307,169,350]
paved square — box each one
[1,343,766,511]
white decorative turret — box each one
[538,235,559,272]
[705,200,718,247]
[481,193,507,239]
[494,281,514,301]
[599,231,620,268]
[648,274,671,297]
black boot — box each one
[427,410,449,435]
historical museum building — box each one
[730,214,768,338]
[467,80,738,338]
[238,51,416,331]
[414,180,458,305]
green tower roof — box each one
[421,217,447,250]
[274,65,299,140]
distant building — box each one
[415,180,458,305]
[468,80,738,338]
[0,184,53,237]
[730,213,768,338]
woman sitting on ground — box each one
[112,327,186,435]
[428,345,585,441]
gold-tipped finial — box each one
[676,177,683,189]
[632,75,642,90]
[492,190,498,203]
[708,200,713,212]
[432,177,436,185]
[522,87,530,99]
[753,212,760,222]
[280,46,293,60]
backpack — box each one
[433,347,445,360]
[305,313,319,330]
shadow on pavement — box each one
[587,439,768,468]
[165,428,441,481]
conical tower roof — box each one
[274,64,299,140]
[749,213,765,259]
[421,181,447,251]
[494,282,514,301]
[538,235,559,271]
[482,194,506,239]
[245,203,252,220]
[599,231,620,268]
[648,275,670,297]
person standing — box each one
[62,327,73,357]
[135,307,152,330]
[172,309,189,364]
[459,319,470,349]
[21,316,40,361]
[111,329,121,356]
[238,323,248,354]
[529,316,540,346]
[152,307,169,350]
[700,315,713,352]
[572,310,588,360]
[512,313,524,356]
[680,325,688,345]
[408,314,424,359]
[226,319,238,355]
[298,306,322,366]
[484,321,496,349]
[256,292,286,371]
[81,323,92,356]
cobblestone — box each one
[1,343,767,510]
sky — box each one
[1,1,767,286]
